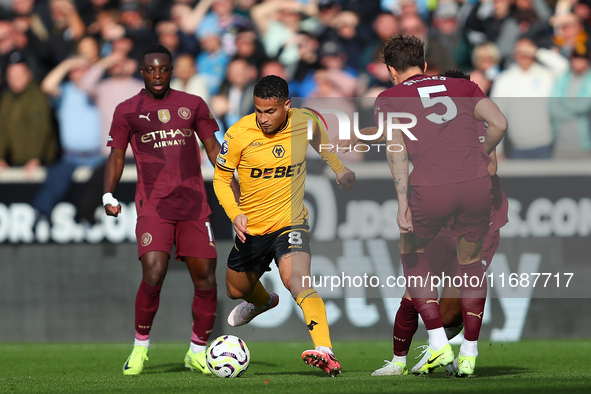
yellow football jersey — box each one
[213,108,345,236]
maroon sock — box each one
[459,261,487,341]
[135,280,162,338]
[191,287,217,346]
[393,298,419,356]
[401,253,442,330]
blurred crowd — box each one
[1,0,591,188]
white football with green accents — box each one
[206,335,250,378]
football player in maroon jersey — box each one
[103,43,237,375]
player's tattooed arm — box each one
[386,126,412,233]
[388,151,408,196]
[386,128,408,196]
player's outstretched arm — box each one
[103,148,125,217]
[308,121,356,189]
[474,98,508,154]
[309,122,351,184]
[386,126,412,233]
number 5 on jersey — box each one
[417,85,458,124]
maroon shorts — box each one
[480,229,500,272]
[409,176,492,242]
[425,229,500,276]
[135,215,217,260]
[424,236,460,277]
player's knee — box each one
[192,265,216,283]
[194,276,216,290]
[186,258,216,279]
[226,283,248,300]
[143,271,165,287]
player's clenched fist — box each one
[103,192,121,217]
[336,167,356,190]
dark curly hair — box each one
[253,75,289,102]
[439,70,470,80]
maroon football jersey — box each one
[108,89,218,221]
[437,120,508,238]
[374,74,490,187]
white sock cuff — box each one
[134,338,150,348]
[190,342,207,354]
[460,339,479,357]
[428,327,449,351]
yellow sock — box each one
[244,281,270,307]
[296,289,332,349]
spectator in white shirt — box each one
[491,38,568,159]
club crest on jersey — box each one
[158,109,171,123]
[273,145,285,158]
[221,139,229,155]
[178,107,191,120]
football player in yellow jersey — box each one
[213,76,355,377]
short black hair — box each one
[141,43,172,65]
[381,34,425,73]
[7,51,30,67]
[439,70,470,80]
[253,75,289,102]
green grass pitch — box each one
[1,340,590,393]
